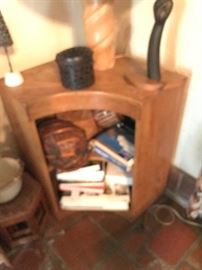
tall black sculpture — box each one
[147,0,173,80]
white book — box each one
[59,163,101,174]
[60,194,129,211]
[60,203,129,211]
[56,169,105,182]
[60,193,130,204]
[105,163,133,186]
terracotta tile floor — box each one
[5,202,202,270]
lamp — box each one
[0,10,23,87]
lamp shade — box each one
[0,10,13,47]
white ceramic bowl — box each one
[0,157,23,204]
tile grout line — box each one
[175,234,202,270]
[43,213,88,270]
[89,215,139,269]
[89,215,125,270]
[147,230,202,270]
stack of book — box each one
[90,123,135,172]
[58,119,135,211]
[56,160,106,197]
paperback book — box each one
[105,162,133,186]
[59,181,105,195]
[60,192,130,211]
[56,160,106,182]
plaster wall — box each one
[0,0,84,154]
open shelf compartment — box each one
[37,110,136,213]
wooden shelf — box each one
[0,57,187,219]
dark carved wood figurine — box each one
[147,0,173,80]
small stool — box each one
[0,173,48,248]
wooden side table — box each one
[0,57,188,219]
[0,173,48,248]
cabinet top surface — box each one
[0,57,186,107]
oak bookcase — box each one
[0,57,187,219]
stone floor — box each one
[4,201,202,270]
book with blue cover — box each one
[90,125,135,172]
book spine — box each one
[60,188,104,195]
[93,146,129,172]
[59,183,105,190]
[60,205,129,211]
[56,164,101,177]
[60,195,129,210]
[91,140,128,163]
[105,177,133,186]
[56,170,105,182]
[60,194,130,203]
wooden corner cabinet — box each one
[0,57,187,219]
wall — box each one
[0,0,84,155]
[0,0,201,178]
[130,0,202,178]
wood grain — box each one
[0,57,188,219]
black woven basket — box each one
[56,46,95,90]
